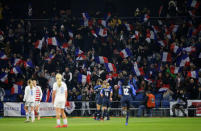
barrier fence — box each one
[1,100,201,117]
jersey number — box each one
[105,92,109,97]
[123,88,129,95]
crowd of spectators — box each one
[0,0,201,109]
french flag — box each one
[187,71,198,78]
[78,74,87,84]
[97,28,107,37]
[91,30,98,38]
[98,20,107,27]
[82,19,93,27]
[183,46,196,53]
[105,12,111,21]
[165,27,171,39]
[10,66,22,74]
[144,76,154,83]
[142,14,150,22]
[130,31,139,40]
[76,55,86,61]
[45,54,55,62]
[170,66,181,74]
[11,84,22,95]
[0,52,8,60]
[81,12,90,20]
[152,25,160,33]
[35,38,44,50]
[170,43,181,54]
[105,63,117,72]
[42,88,52,102]
[68,30,73,39]
[95,56,109,64]
[188,10,196,16]
[177,54,190,67]
[0,73,8,83]
[162,52,172,62]
[24,60,34,68]
[158,40,167,47]
[188,0,200,8]
[12,58,23,66]
[47,37,59,46]
[75,49,84,56]
[124,23,133,31]
[145,30,151,43]
[133,62,145,76]
[120,48,132,58]
[169,24,179,33]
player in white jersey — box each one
[23,80,36,122]
[52,73,68,128]
[33,80,43,120]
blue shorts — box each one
[102,98,111,107]
[96,95,102,105]
[120,96,133,108]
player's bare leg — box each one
[55,108,61,128]
[24,106,30,122]
[61,109,68,128]
[30,106,35,122]
[35,105,40,120]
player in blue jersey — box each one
[100,81,113,120]
[119,78,136,126]
[94,79,103,120]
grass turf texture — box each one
[0,117,201,131]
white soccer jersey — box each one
[53,82,67,102]
[23,86,36,103]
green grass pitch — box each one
[0,117,201,131]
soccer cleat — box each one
[24,120,30,123]
[125,122,128,126]
[55,125,61,128]
[61,125,68,128]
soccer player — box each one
[23,79,36,122]
[119,78,136,126]
[52,73,68,128]
[94,79,103,120]
[33,80,43,120]
[100,81,113,120]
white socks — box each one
[57,119,61,125]
[26,112,29,120]
[63,119,67,125]
[31,111,35,122]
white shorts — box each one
[25,102,35,107]
[54,100,66,109]
[35,101,40,106]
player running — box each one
[33,80,43,120]
[100,81,113,120]
[23,79,36,122]
[94,79,103,120]
[52,73,68,128]
[119,78,136,126]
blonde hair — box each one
[28,79,33,89]
[56,73,62,79]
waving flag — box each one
[95,56,109,64]
[170,43,182,54]
[97,28,107,37]
[91,30,98,38]
[165,27,171,39]
[47,37,59,46]
[35,38,44,49]
[75,49,84,56]
[105,63,117,72]
[133,62,145,76]
[130,31,139,40]
[120,48,132,58]
[0,52,8,60]
[42,88,52,102]
[124,23,133,31]
[170,66,181,74]
[188,9,196,16]
[11,84,22,94]
[68,30,73,39]
[177,54,190,67]
[0,73,8,83]
[11,66,22,74]
[158,40,167,47]
[182,46,196,53]
[12,58,23,66]
[142,14,150,22]
[24,60,34,68]
[105,12,111,21]
[98,20,107,27]
[152,25,160,33]
[169,24,179,33]
[81,12,90,20]
[188,0,200,8]
[78,74,87,84]
[45,54,55,62]
[187,71,199,78]
[162,52,172,62]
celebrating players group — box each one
[23,73,136,127]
